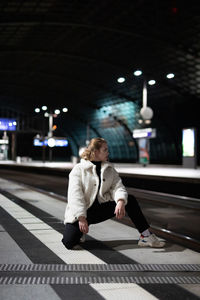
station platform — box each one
[1,166,200,300]
[0,160,200,178]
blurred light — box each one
[13,121,17,126]
[166,73,175,79]
[138,119,143,124]
[145,120,151,124]
[63,107,68,112]
[35,108,40,113]
[42,105,47,111]
[117,77,125,83]
[52,125,57,131]
[44,112,49,117]
[148,80,156,85]
[134,70,142,76]
[54,109,60,114]
[48,138,56,148]
[8,122,12,127]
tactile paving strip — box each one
[0,275,200,285]
[1,263,200,272]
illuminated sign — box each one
[182,128,195,157]
[33,137,68,147]
[0,118,17,131]
[133,128,156,139]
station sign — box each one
[133,128,156,139]
[33,137,68,147]
[0,118,17,131]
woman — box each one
[62,137,165,249]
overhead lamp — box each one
[42,105,47,111]
[148,80,156,85]
[48,138,56,148]
[117,77,125,83]
[44,112,49,117]
[63,107,68,112]
[166,73,175,79]
[133,70,142,76]
[35,108,40,113]
[54,109,60,114]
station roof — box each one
[0,1,199,145]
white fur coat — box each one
[64,159,128,223]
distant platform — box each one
[0,160,200,184]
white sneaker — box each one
[138,234,165,248]
[80,234,86,243]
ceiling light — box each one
[166,73,175,79]
[117,77,125,83]
[133,70,142,76]
[35,108,40,113]
[54,109,60,114]
[148,80,156,85]
[63,107,68,112]
[42,106,47,111]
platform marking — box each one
[90,283,158,300]
[0,275,200,285]
[1,263,200,272]
[0,194,105,264]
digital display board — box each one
[133,128,156,139]
[33,138,68,147]
[0,118,17,131]
[182,128,195,157]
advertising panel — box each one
[182,128,195,157]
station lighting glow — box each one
[54,109,60,114]
[166,73,175,79]
[63,107,68,112]
[0,119,17,131]
[134,70,142,76]
[148,80,156,85]
[117,77,125,83]
[42,105,47,111]
[44,112,49,117]
[35,108,40,113]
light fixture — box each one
[35,108,40,113]
[48,138,56,148]
[134,70,142,76]
[166,73,175,79]
[117,77,125,83]
[44,112,49,117]
[42,106,47,111]
[148,80,156,85]
[63,107,68,112]
[54,109,60,114]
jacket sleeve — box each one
[67,165,87,219]
[110,167,128,205]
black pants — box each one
[62,195,150,249]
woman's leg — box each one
[62,222,82,249]
[87,200,116,225]
[125,194,150,233]
[62,200,116,249]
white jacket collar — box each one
[80,159,112,170]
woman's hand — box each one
[114,199,125,219]
[78,216,89,233]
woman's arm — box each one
[67,166,87,220]
[110,168,128,205]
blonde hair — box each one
[81,137,107,160]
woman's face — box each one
[94,143,109,161]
